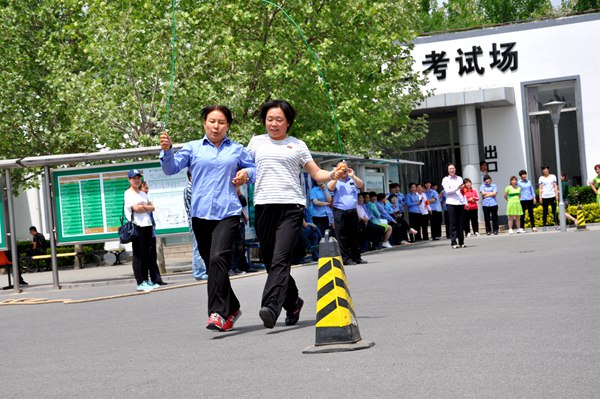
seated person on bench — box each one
[24,226,48,271]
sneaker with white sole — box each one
[532,227,538,232]
[222,309,242,331]
[146,280,160,289]
[474,232,480,237]
[136,281,154,292]
[466,233,471,238]
[381,241,393,248]
[508,229,514,234]
[206,313,226,331]
[517,228,526,234]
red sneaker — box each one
[206,313,225,331]
[222,309,242,331]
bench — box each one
[23,252,84,272]
[93,249,108,266]
[244,240,265,270]
[107,248,126,265]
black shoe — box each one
[493,231,498,235]
[460,244,466,248]
[344,260,357,265]
[156,281,168,286]
[285,298,304,326]
[356,259,368,264]
[259,307,276,329]
[19,280,28,286]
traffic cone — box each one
[577,205,587,230]
[303,231,374,354]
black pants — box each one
[520,200,536,228]
[131,225,161,285]
[231,220,249,272]
[444,210,450,238]
[408,212,421,241]
[430,211,443,239]
[541,197,557,226]
[447,204,465,245]
[419,213,430,240]
[333,208,362,263]
[464,209,479,234]
[312,216,330,237]
[192,216,240,318]
[255,204,303,318]
[482,205,499,234]
[391,215,410,243]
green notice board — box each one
[0,197,6,250]
[53,162,189,244]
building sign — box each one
[422,42,518,80]
[484,144,499,172]
[364,172,386,193]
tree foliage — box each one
[0,0,430,191]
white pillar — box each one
[458,105,483,226]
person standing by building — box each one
[124,169,162,292]
[184,170,207,281]
[480,175,499,235]
[405,183,421,242]
[160,105,255,332]
[538,165,559,230]
[427,182,443,240]
[246,99,342,329]
[504,176,525,234]
[442,163,466,248]
[309,181,332,237]
[518,170,537,232]
[590,164,600,207]
[462,178,480,237]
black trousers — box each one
[541,197,557,226]
[333,208,362,263]
[444,210,450,238]
[464,209,479,234]
[255,204,304,318]
[391,215,410,243]
[192,216,240,318]
[520,200,536,228]
[447,204,465,245]
[312,216,330,237]
[430,211,443,239]
[131,225,161,285]
[408,212,421,241]
[482,206,499,234]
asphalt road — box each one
[1,228,599,398]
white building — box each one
[408,12,600,216]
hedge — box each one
[523,203,600,228]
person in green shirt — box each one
[591,164,600,207]
[504,176,524,234]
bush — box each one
[523,203,600,227]
[567,186,596,205]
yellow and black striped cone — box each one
[303,232,374,354]
[577,205,587,230]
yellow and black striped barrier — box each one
[577,205,587,230]
[303,231,374,354]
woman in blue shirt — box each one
[405,183,421,241]
[480,174,499,235]
[160,105,255,332]
[517,170,537,232]
[309,181,332,237]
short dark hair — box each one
[541,164,550,171]
[29,226,37,232]
[369,191,377,198]
[388,193,397,200]
[510,175,518,182]
[377,193,386,201]
[483,174,491,182]
[424,180,432,185]
[561,170,567,178]
[259,99,296,131]
[389,183,399,190]
[480,160,488,167]
[519,170,527,176]
[200,105,233,125]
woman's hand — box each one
[160,131,172,151]
[232,169,249,186]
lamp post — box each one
[544,100,566,233]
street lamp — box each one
[544,100,566,233]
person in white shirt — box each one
[441,163,466,248]
[538,165,558,230]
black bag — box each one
[118,212,138,244]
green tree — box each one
[478,0,552,23]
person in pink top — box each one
[461,178,480,237]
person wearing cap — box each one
[160,105,255,332]
[124,169,164,292]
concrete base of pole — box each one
[303,340,375,354]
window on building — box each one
[526,80,582,185]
